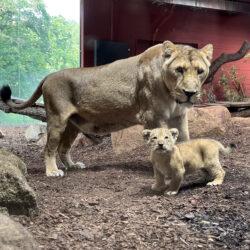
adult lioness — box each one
[0,41,213,177]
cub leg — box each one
[200,169,213,183]
[151,167,166,192]
[164,169,184,196]
[58,121,86,170]
[206,162,225,186]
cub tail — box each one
[218,142,237,155]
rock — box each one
[0,149,37,215]
[184,212,195,220]
[36,133,47,147]
[111,106,231,155]
[0,130,4,139]
[25,124,46,142]
[73,134,102,147]
[231,117,250,127]
[188,106,231,138]
[0,148,27,176]
[0,213,38,250]
[111,125,145,155]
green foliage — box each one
[217,66,246,102]
[0,0,79,125]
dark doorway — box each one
[94,40,130,66]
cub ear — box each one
[163,40,176,58]
[170,128,179,141]
[200,44,213,62]
[142,129,151,141]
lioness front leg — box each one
[167,114,189,142]
[164,169,184,196]
[58,121,86,170]
[151,167,166,192]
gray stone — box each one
[25,124,46,142]
[0,213,38,250]
[0,149,37,215]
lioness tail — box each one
[0,77,46,110]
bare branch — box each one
[205,40,250,84]
[0,98,46,122]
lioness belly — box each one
[69,115,135,135]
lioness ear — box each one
[142,129,151,141]
[170,128,179,141]
[163,40,176,58]
[200,44,213,61]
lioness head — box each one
[143,128,179,152]
[161,41,213,105]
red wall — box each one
[83,0,250,99]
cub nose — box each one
[183,90,196,98]
[158,143,164,148]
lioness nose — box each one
[183,90,196,98]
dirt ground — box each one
[0,118,249,250]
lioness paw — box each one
[46,169,64,177]
[164,190,178,196]
[151,183,166,192]
[70,162,87,170]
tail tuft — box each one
[0,85,12,103]
[230,143,237,149]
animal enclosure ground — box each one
[0,122,249,250]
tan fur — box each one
[143,128,232,195]
[3,41,213,177]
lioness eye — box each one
[164,136,169,139]
[152,136,157,140]
[197,68,204,75]
[176,67,184,74]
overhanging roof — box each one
[152,0,250,14]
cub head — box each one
[143,128,179,153]
[161,41,213,106]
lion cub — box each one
[143,128,235,195]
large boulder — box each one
[111,106,231,155]
[0,149,37,215]
[0,213,38,250]
[188,105,231,138]
[25,124,46,142]
[111,125,145,155]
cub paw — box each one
[46,169,64,177]
[151,183,166,192]
[164,190,178,196]
[207,181,222,186]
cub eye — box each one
[176,67,184,74]
[197,68,204,75]
[164,136,169,139]
[152,136,157,140]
